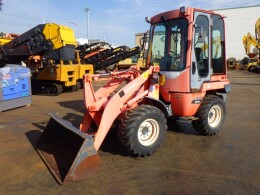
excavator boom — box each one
[242,32,259,58]
[242,18,260,58]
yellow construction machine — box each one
[227,57,236,70]
[242,18,260,72]
[117,48,147,69]
[116,47,145,69]
[117,31,149,69]
[0,23,93,95]
[0,33,18,45]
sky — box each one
[0,0,260,47]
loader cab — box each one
[147,7,227,95]
[148,17,188,71]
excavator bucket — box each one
[36,113,100,184]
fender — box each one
[143,96,172,118]
[216,84,231,102]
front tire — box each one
[192,95,225,135]
[118,105,167,157]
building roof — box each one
[213,4,260,11]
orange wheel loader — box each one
[36,7,231,184]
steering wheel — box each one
[167,50,180,59]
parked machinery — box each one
[36,7,231,184]
[227,57,236,70]
[240,57,258,72]
[242,18,260,72]
[77,42,141,72]
[117,31,149,69]
[0,23,93,95]
[0,32,19,45]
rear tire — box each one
[118,105,167,157]
[192,95,225,135]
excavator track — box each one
[32,80,63,96]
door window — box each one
[194,15,209,77]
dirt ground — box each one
[0,70,259,194]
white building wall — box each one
[215,6,260,60]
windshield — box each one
[148,18,188,71]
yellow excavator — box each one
[242,18,260,72]
[0,23,93,95]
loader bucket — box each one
[36,113,100,184]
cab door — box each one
[190,12,211,90]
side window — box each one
[212,14,225,73]
[150,24,166,66]
[194,15,209,77]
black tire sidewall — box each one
[131,109,165,154]
[193,96,225,135]
[119,105,167,156]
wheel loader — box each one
[36,7,231,184]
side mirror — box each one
[145,17,150,23]
[139,31,149,50]
[139,37,144,48]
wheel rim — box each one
[208,105,222,128]
[137,119,159,146]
